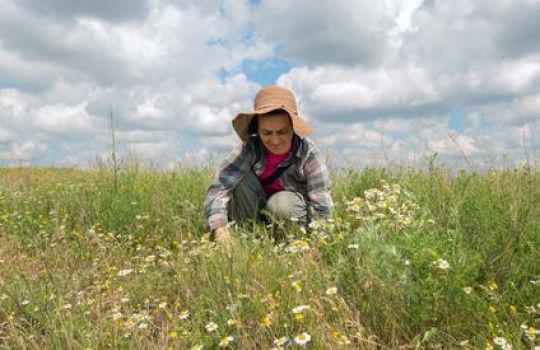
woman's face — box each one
[257,111,294,155]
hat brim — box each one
[232,106,314,141]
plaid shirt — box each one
[204,136,333,231]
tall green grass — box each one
[0,166,538,349]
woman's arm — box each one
[303,144,333,221]
[204,142,253,231]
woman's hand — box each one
[214,226,230,242]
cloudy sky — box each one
[0,0,539,169]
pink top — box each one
[259,147,291,196]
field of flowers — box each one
[0,166,538,349]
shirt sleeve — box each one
[204,141,253,231]
[303,145,333,220]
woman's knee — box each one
[266,191,307,221]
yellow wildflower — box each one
[291,281,302,293]
[261,314,272,327]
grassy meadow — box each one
[0,165,538,349]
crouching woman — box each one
[204,85,333,242]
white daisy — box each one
[179,310,189,320]
[218,336,234,347]
[325,287,338,295]
[117,269,134,277]
[463,286,473,294]
[291,305,310,313]
[205,321,218,333]
[294,332,312,346]
[274,336,289,346]
[432,258,450,270]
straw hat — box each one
[232,85,314,141]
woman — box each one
[204,85,333,242]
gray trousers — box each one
[228,171,308,225]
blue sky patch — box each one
[240,57,293,86]
[0,79,16,89]
[449,108,466,132]
[218,56,293,86]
